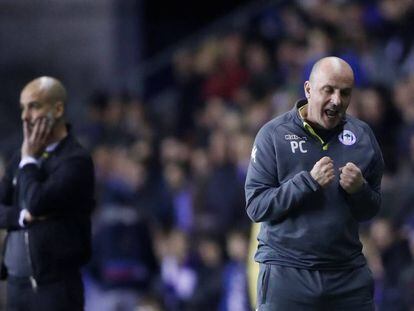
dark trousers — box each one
[257,264,375,311]
[7,274,84,311]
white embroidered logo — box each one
[338,130,356,146]
[251,145,257,163]
[290,141,307,153]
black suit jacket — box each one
[0,130,95,284]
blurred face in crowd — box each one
[304,57,354,130]
[227,232,248,262]
[370,218,394,251]
[358,88,384,125]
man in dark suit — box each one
[0,77,95,310]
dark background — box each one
[143,0,249,57]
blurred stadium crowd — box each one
[2,0,414,310]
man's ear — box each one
[54,101,64,118]
[304,81,311,99]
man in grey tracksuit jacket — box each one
[245,57,384,310]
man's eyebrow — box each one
[321,84,333,89]
[321,84,352,91]
[20,101,40,109]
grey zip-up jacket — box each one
[245,99,384,270]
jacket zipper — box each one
[302,121,329,150]
[18,170,38,291]
[24,229,37,291]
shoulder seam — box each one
[265,112,296,136]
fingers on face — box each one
[23,120,30,137]
[31,117,51,142]
[29,118,40,141]
[39,117,52,141]
[34,117,44,140]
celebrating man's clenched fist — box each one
[339,162,364,194]
[310,156,335,187]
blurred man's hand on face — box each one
[22,116,53,158]
[20,87,55,158]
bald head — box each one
[309,57,354,85]
[22,76,67,105]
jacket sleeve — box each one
[245,123,320,223]
[18,155,94,217]
[348,128,384,222]
[0,204,20,230]
[0,156,21,229]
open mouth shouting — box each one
[321,106,344,128]
[325,108,340,118]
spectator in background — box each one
[394,75,414,167]
[400,224,414,309]
[220,229,250,311]
[188,233,223,311]
[159,229,197,311]
[356,86,400,174]
[199,129,246,236]
[0,77,95,310]
[162,162,193,232]
[172,48,203,139]
[369,218,412,311]
[244,42,279,100]
[202,32,248,101]
[77,91,108,150]
[86,204,158,311]
[86,144,158,310]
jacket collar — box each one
[292,98,347,129]
[47,124,73,157]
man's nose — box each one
[331,90,341,105]
[21,109,29,121]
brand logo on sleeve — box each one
[338,130,356,146]
[251,145,257,163]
